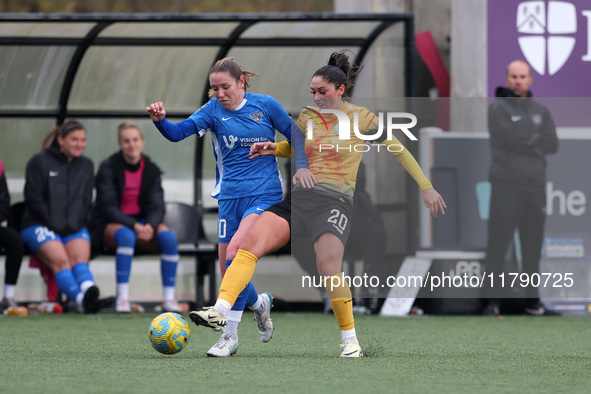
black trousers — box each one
[0,226,24,286]
[484,181,546,300]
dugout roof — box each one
[0,12,414,210]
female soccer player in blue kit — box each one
[147,57,303,357]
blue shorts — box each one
[20,225,91,253]
[217,192,282,243]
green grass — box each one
[1,312,590,393]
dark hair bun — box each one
[313,49,363,97]
[328,52,351,71]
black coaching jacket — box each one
[93,151,165,241]
[488,87,559,191]
[21,143,94,236]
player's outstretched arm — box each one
[146,102,197,142]
[422,187,446,217]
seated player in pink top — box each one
[93,120,181,313]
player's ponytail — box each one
[40,121,85,151]
[313,50,363,97]
[209,57,258,91]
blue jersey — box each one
[155,93,292,200]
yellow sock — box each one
[218,249,258,306]
[325,272,355,331]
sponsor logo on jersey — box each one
[249,111,263,123]
[223,135,238,149]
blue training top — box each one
[154,92,297,200]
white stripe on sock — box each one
[116,246,135,256]
[161,254,179,262]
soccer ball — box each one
[148,312,191,355]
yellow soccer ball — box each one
[148,312,191,354]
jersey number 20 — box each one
[327,209,348,232]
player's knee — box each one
[315,255,342,277]
[225,242,240,261]
[46,257,70,274]
[114,226,136,248]
[156,230,178,253]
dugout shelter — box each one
[0,12,419,304]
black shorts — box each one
[291,187,353,246]
[265,197,291,227]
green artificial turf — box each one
[1,312,590,393]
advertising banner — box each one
[488,0,591,97]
